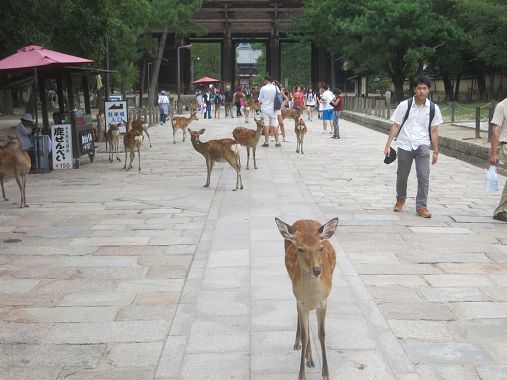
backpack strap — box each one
[395,98,413,139]
[428,100,435,143]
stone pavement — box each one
[1,112,507,380]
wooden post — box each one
[475,107,481,139]
[451,102,456,122]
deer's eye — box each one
[297,247,304,253]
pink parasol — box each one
[192,76,221,84]
[0,45,94,70]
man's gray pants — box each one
[396,145,430,209]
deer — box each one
[275,217,339,380]
[131,116,152,148]
[188,128,243,191]
[243,99,260,123]
[295,119,308,154]
[281,107,303,126]
[123,121,143,171]
[189,98,198,114]
[170,112,198,144]
[232,117,264,170]
[106,123,121,162]
[0,137,31,208]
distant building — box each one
[236,43,262,90]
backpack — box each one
[274,86,283,111]
[396,97,436,142]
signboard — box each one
[51,124,73,170]
[105,101,128,133]
[78,130,94,155]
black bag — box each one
[274,87,283,111]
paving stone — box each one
[201,267,249,289]
[3,306,118,322]
[61,256,138,267]
[179,352,250,380]
[58,293,135,307]
[134,291,180,305]
[115,279,184,292]
[116,304,177,321]
[0,343,105,367]
[424,274,495,287]
[0,278,40,292]
[416,364,480,380]
[42,320,170,344]
[389,320,453,341]
[380,302,454,321]
[409,227,473,234]
[155,335,188,378]
[326,350,395,380]
[106,342,164,367]
[60,368,155,380]
[355,263,440,275]
[251,299,297,332]
[399,252,492,263]
[476,365,507,380]
[0,367,61,380]
[435,262,507,274]
[402,341,492,363]
[69,237,149,246]
[186,315,249,353]
[417,287,488,302]
[196,288,249,317]
[362,275,428,287]
[368,286,426,303]
[451,302,507,319]
[206,248,249,268]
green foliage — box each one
[251,43,267,84]
[191,43,221,81]
[281,42,311,89]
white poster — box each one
[105,101,128,133]
[51,124,73,170]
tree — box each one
[281,42,311,89]
[296,0,458,101]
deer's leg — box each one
[297,302,309,380]
[137,145,141,171]
[301,136,304,155]
[173,127,176,144]
[305,323,314,368]
[182,128,186,143]
[144,128,152,147]
[253,146,257,169]
[13,173,23,208]
[204,157,211,187]
[317,301,330,379]
[294,307,301,350]
[246,147,250,170]
[123,145,127,169]
[296,134,300,153]
[0,174,8,201]
[22,174,28,208]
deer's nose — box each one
[312,267,321,277]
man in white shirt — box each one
[158,90,170,125]
[489,97,507,222]
[384,75,443,218]
[319,84,334,133]
[258,75,280,147]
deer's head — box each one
[188,128,205,145]
[275,218,338,278]
[190,112,199,121]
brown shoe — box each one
[393,200,405,212]
[416,208,432,218]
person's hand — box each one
[432,152,438,165]
[490,151,500,166]
[384,145,391,157]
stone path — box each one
[1,112,506,379]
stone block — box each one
[107,342,164,367]
[179,353,250,380]
[389,320,453,342]
[402,341,492,363]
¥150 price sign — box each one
[51,124,73,170]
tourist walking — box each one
[305,88,316,121]
[158,90,170,125]
[223,85,234,118]
[319,84,334,133]
[330,88,343,139]
[258,75,281,147]
[203,88,212,119]
[214,87,222,119]
[384,75,443,218]
[233,88,244,117]
[489,97,507,222]
[292,86,305,110]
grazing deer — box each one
[131,116,152,148]
[188,128,243,191]
[243,99,260,123]
[170,112,198,144]
[275,217,339,380]
[123,122,143,171]
[106,123,121,162]
[295,119,308,154]
[0,138,31,208]
[232,117,264,170]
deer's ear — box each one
[318,218,338,240]
[275,218,295,242]
[199,129,205,135]
[187,128,192,133]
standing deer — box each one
[243,99,260,123]
[106,123,121,162]
[281,107,303,126]
[275,217,339,380]
[295,119,308,154]
[131,116,152,148]
[232,117,264,169]
[171,112,198,144]
[123,122,143,171]
[188,128,243,191]
[0,138,31,208]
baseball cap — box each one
[384,147,397,164]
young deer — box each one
[232,117,264,169]
[123,122,143,171]
[171,112,198,144]
[188,128,243,191]
[295,119,308,154]
[243,99,260,123]
[0,138,31,208]
[106,123,121,162]
[131,116,151,147]
[275,217,339,380]
[281,107,303,125]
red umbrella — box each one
[0,45,94,70]
[192,76,221,84]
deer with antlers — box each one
[232,117,264,170]
[295,119,308,155]
[188,128,243,191]
[123,122,143,171]
[275,217,339,380]
[131,116,151,148]
[106,123,121,162]
[170,112,198,144]
[0,137,31,208]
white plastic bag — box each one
[484,165,499,192]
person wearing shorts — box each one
[305,89,316,121]
[258,75,280,147]
[319,84,334,133]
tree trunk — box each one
[148,29,168,107]
[477,72,486,100]
[453,73,462,101]
[488,71,495,100]
[1,88,14,115]
[442,73,452,101]
[140,61,146,107]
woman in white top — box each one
[305,89,316,121]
